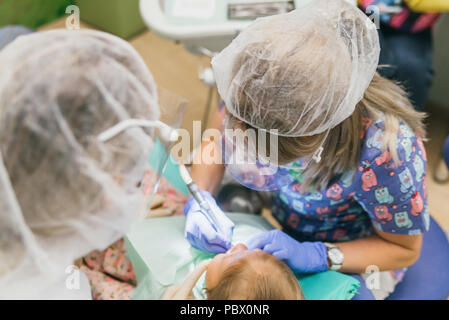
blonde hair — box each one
[228,36,426,192]
[206,251,304,300]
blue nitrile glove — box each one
[184,190,235,253]
[246,229,328,273]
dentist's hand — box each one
[246,229,328,273]
[184,190,234,253]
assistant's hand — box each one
[184,190,234,253]
[246,229,328,273]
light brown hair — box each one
[206,251,304,300]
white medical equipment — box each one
[179,164,224,232]
[141,0,301,54]
[139,0,357,54]
[139,0,357,129]
[137,0,291,128]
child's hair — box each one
[206,251,304,300]
[227,31,427,192]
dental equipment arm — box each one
[183,189,235,253]
[180,161,234,253]
[98,119,179,143]
[179,164,222,230]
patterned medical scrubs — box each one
[267,116,429,290]
[218,99,429,241]
[219,102,428,288]
[271,117,429,244]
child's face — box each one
[205,243,264,289]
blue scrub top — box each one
[271,117,429,243]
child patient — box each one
[205,243,304,300]
[162,242,304,300]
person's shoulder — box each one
[396,120,424,160]
[360,116,426,175]
[360,116,386,161]
[360,118,426,163]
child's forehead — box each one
[239,250,277,270]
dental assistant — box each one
[0,30,172,299]
[183,0,429,299]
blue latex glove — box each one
[246,229,328,273]
[184,190,234,253]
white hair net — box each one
[212,0,380,137]
[0,30,162,298]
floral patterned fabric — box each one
[80,239,135,300]
[80,170,187,300]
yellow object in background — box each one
[357,0,449,13]
[404,0,449,12]
[357,0,449,12]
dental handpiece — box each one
[179,164,222,232]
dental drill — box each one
[179,164,222,232]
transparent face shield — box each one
[98,88,188,218]
[220,115,327,191]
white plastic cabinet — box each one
[139,0,325,54]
